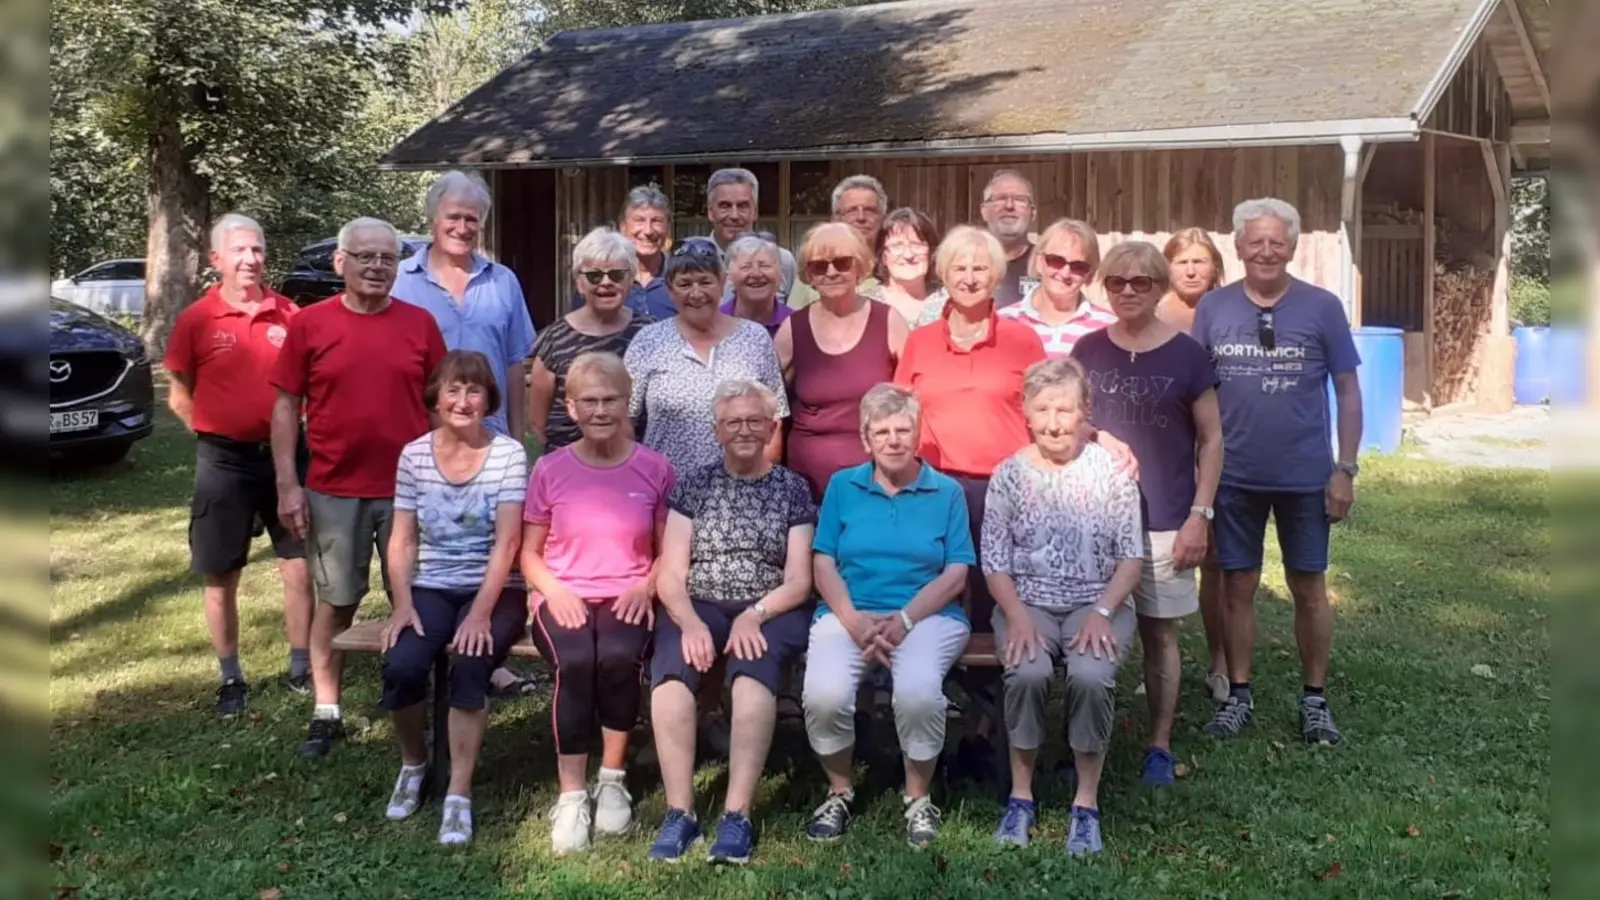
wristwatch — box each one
[898,609,916,633]
[750,601,770,622]
[1190,505,1214,521]
[1335,461,1360,478]
[1094,605,1114,620]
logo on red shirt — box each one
[211,330,237,352]
[266,324,287,348]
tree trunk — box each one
[140,108,208,357]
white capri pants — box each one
[802,611,971,762]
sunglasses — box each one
[672,239,720,260]
[1257,309,1276,351]
[1042,254,1094,278]
[580,268,630,286]
[1103,275,1158,294]
[805,256,856,277]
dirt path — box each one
[1406,406,1549,470]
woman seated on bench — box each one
[378,350,530,845]
[522,351,675,854]
[982,356,1144,856]
[646,378,816,866]
[802,383,975,849]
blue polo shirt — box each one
[812,461,975,624]
[392,244,537,437]
[621,269,673,320]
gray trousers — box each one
[991,602,1136,753]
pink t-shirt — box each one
[524,444,676,602]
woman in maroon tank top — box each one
[776,223,910,500]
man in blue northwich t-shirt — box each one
[1190,198,1362,747]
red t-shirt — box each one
[163,286,299,443]
[893,308,1047,478]
[270,295,446,499]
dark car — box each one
[279,234,429,306]
[49,297,155,465]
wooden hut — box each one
[383,0,1552,409]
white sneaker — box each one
[438,796,473,845]
[385,764,426,820]
[549,790,592,854]
[591,769,634,836]
[1207,672,1230,705]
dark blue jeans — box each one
[1213,486,1331,573]
[380,586,527,712]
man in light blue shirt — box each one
[393,171,537,440]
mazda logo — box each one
[49,359,72,383]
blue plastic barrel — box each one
[1326,326,1404,455]
[1549,326,1588,405]
[1513,325,1551,405]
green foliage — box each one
[532,0,877,39]
[1510,176,1549,285]
[1510,276,1550,327]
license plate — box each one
[50,409,100,434]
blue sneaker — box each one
[992,797,1036,847]
[647,808,702,863]
[1065,806,1103,857]
[706,810,754,865]
[1141,746,1177,787]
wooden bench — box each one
[331,623,1004,797]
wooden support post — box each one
[1422,133,1437,409]
[1478,143,1517,413]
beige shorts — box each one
[1133,530,1198,619]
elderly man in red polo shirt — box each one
[165,213,314,718]
[271,216,447,759]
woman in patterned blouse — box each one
[866,207,947,326]
[981,356,1143,858]
[644,379,816,865]
[528,227,651,452]
[624,238,789,475]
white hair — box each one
[725,234,781,268]
[982,168,1034,203]
[1232,197,1302,243]
[707,167,759,206]
[209,213,264,252]
[711,378,780,419]
[571,226,639,279]
[621,185,670,219]
[832,174,887,215]
[425,170,492,221]
[336,217,401,253]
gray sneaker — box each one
[1204,694,1254,738]
[1065,806,1103,856]
[903,796,941,849]
[1300,695,1343,745]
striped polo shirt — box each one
[999,288,1118,357]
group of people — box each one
[164,164,1363,859]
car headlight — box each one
[129,339,149,366]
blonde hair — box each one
[934,225,1008,290]
[1030,218,1101,277]
[1162,227,1224,293]
[565,351,631,398]
[1099,240,1171,285]
[796,222,873,285]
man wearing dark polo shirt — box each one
[166,213,314,717]
[271,216,447,758]
[979,169,1039,308]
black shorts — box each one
[188,434,307,576]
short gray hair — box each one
[210,213,264,252]
[1021,356,1091,409]
[621,184,670,220]
[725,234,781,268]
[571,226,639,279]
[1232,197,1302,243]
[711,378,780,419]
[832,174,887,216]
[336,217,401,253]
[425,170,492,221]
[858,383,919,438]
[707,167,759,206]
[982,168,1034,203]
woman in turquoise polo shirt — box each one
[801,382,976,850]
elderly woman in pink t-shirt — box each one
[521,351,676,855]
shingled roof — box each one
[383,0,1499,169]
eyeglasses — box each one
[883,240,928,256]
[1042,254,1093,277]
[718,416,771,433]
[580,268,630,285]
[984,194,1033,208]
[1257,309,1276,351]
[837,204,881,218]
[572,395,625,412]
[346,251,399,267]
[1103,275,1158,294]
[805,257,855,277]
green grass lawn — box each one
[49,403,1550,899]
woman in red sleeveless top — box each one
[775,223,910,501]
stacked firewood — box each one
[1431,216,1495,405]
